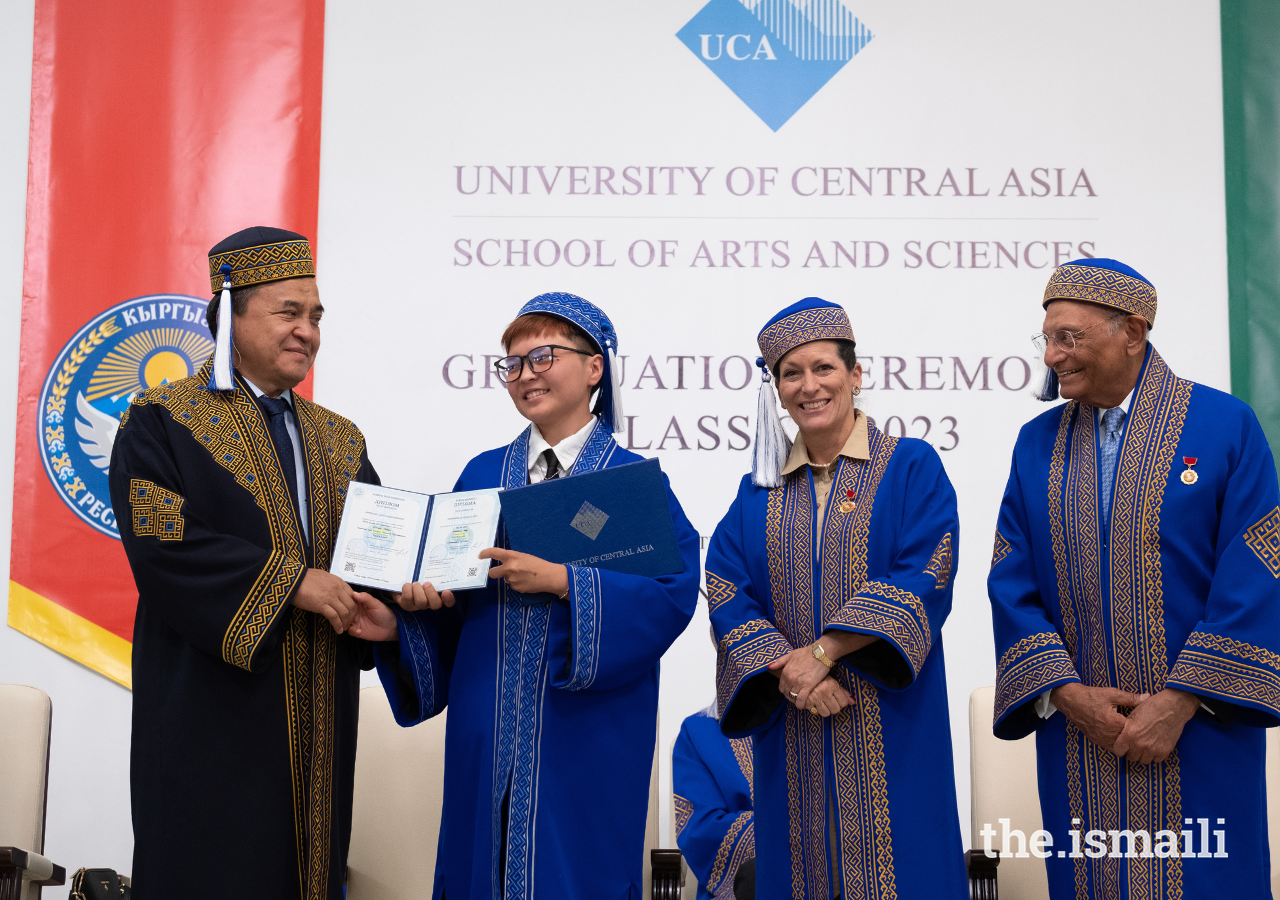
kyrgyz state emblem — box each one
[40,294,213,538]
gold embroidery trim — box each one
[923,532,953,588]
[715,619,792,719]
[991,531,1012,570]
[128,478,185,541]
[674,795,693,837]
[705,570,738,614]
[1243,507,1280,578]
[993,633,1076,722]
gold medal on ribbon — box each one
[1180,456,1198,485]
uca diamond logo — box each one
[677,0,873,131]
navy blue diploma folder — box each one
[500,458,682,578]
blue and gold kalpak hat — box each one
[757,297,855,370]
[514,292,625,434]
[205,226,316,391]
[752,297,856,488]
[1036,257,1156,401]
[1042,257,1157,327]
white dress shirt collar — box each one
[1095,388,1135,424]
[527,417,597,483]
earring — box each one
[852,386,862,396]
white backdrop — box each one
[0,0,1229,891]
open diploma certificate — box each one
[329,484,502,593]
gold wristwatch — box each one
[812,642,836,669]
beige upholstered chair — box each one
[1267,728,1280,898]
[0,684,65,900]
[346,686,446,900]
[968,685,1051,900]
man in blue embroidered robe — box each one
[673,704,755,899]
[350,293,699,899]
[989,258,1280,899]
[110,228,380,900]
[706,298,967,899]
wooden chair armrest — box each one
[965,849,999,900]
[0,846,67,887]
[651,848,684,900]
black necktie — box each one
[257,395,302,516]
[541,449,563,481]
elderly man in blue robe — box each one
[350,293,699,900]
[989,258,1280,899]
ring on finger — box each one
[789,690,798,699]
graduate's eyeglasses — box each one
[1031,313,1124,353]
[494,345,594,383]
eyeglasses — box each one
[1031,313,1124,353]
[493,345,595,383]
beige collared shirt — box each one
[781,410,871,534]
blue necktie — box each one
[257,395,301,518]
[1098,406,1126,524]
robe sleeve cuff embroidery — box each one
[994,632,1079,724]
[715,618,792,721]
[220,549,305,671]
[705,810,754,895]
[392,605,438,721]
[1167,631,1280,721]
[554,565,603,691]
[825,579,932,679]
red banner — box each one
[9,0,326,686]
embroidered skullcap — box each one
[515,292,625,434]
[749,298,855,489]
[205,226,316,391]
[756,297,855,370]
[207,226,315,294]
[1042,258,1157,327]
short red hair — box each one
[500,314,597,354]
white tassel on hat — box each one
[607,347,626,434]
[751,358,792,488]
[210,263,236,391]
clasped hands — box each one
[1050,682,1201,765]
[345,549,569,643]
[768,631,877,717]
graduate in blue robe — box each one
[673,705,755,900]
[350,293,699,900]
[706,298,968,900]
[990,258,1280,899]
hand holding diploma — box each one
[478,547,569,597]
[396,580,457,611]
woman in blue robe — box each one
[990,259,1280,899]
[351,293,699,900]
[706,297,968,899]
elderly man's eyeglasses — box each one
[1031,314,1124,353]
[493,345,594,383]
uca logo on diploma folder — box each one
[676,0,874,131]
